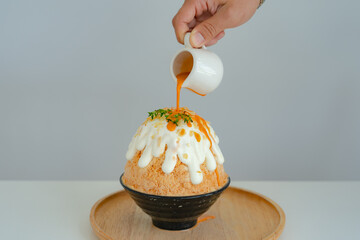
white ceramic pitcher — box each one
[170,33,223,96]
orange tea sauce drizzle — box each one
[176,72,206,109]
[176,72,190,110]
[215,167,220,186]
[194,115,213,149]
[198,215,215,223]
[166,121,177,131]
[186,87,206,96]
[192,215,216,228]
[169,72,214,151]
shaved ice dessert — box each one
[122,107,228,196]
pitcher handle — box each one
[184,32,206,49]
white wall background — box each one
[1,0,359,180]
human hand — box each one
[172,0,260,47]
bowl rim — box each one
[119,173,231,199]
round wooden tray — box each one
[90,187,285,240]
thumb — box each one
[189,7,229,47]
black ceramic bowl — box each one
[120,173,230,231]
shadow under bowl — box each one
[119,173,230,231]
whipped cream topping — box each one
[126,117,224,184]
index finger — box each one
[172,0,197,44]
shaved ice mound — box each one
[122,108,228,196]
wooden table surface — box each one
[1,181,359,240]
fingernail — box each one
[192,32,205,47]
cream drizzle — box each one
[126,117,224,184]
